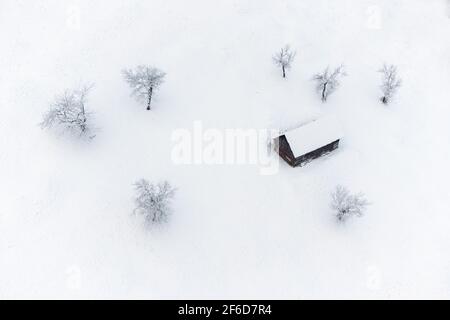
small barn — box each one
[274,116,343,167]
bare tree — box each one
[273,45,296,78]
[379,64,401,105]
[133,179,176,225]
[122,65,166,110]
[331,185,369,222]
[313,65,347,102]
[41,85,93,136]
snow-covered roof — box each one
[283,116,343,157]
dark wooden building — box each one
[274,116,343,167]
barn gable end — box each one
[274,135,296,167]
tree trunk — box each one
[322,82,328,102]
[381,96,388,104]
[282,66,286,78]
[80,119,86,132]
[147,87,153,110]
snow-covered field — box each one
[1,0,449,299]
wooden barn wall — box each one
[294,140,340,167]
[276,135,296,167]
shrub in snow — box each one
[331,185,369,222]
[41,85,93,136]
[313,65,346,102]
[273,45,296,78]
[122,65,166,111]
[379,64,401,105]
[133,179,176,225]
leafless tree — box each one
[122,65,166,110]
[379,64,401,105]
[133,179,176,225]
[273,45,296,78]
[331,185,369,222]
[313,65,347,102]
[40,85,93,136]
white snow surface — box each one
[284,116,343,157]
[1,0,450,299]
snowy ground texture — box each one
[1,0,450,299]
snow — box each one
[284,116,343,158]
[1,0,450,299]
